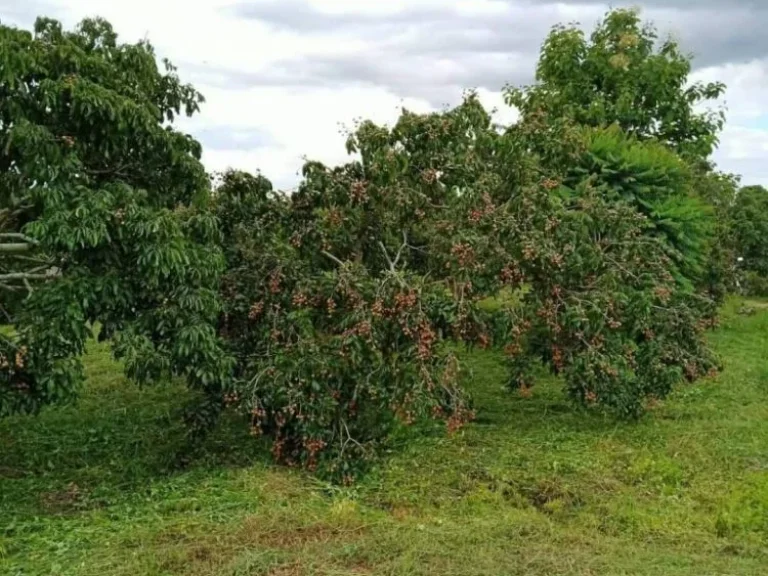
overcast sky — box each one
[3,0,768,189]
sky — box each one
[3,0,768,190]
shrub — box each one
[742,272,768,298]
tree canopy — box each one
[0,17,231,418]
[506,8,726,164]
[0,8,746,479]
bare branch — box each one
[0,303,11,322]
[378,241,395,272]
[0,243,33,254]
[321,251,346,267]
[379,232,409,273]
[392,231,408,270]
[8,254,53,265]
[0,269,60,282]
[0,233,39,245]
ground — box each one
[1,297,768,575]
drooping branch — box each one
[321,251,346,267]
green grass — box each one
[2,297,768,575]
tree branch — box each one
[379,231,409,273]
[0,269,60,282]
[321,251,346,267]
[0,243,33,254]
[8,254,53,265]
[378,241,395,271]
[0,233,39,245]
[84,162,132,178]
[392,231,408,269]
[0,282,22,292]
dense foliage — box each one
[501,180,720,417]
[212,162,480,479]
[505,7,726,163]
[506,8,731,290]
[2,8,760,479]
[562,127,715,289]
[0,17,232,418]
[208,88,720,477]
[730,185,768,295]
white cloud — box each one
[717,126,768,161]
[692,59,768,124]
[691,59,768,185]
[181,84,435,188]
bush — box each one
[742,272,768,298]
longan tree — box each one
[0,17,232,417]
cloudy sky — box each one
[3,0,768,189]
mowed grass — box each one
[2,298,768,575]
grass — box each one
[2,297,768,575]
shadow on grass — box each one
[0,339,275,518]
[3,296,767,517]
[0,336,614,520]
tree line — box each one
[1,9,766,481]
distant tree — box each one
[694,170,741,300]
[506,7,726,164]
[0,17,232,419]
[505,8,727,292]
[730,185,768,294]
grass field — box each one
[2,297,768,575]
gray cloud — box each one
[186,50,533,108]
[230,0,768,67]
[208,1,583,105]
[218,0,768,107]
[233,0,452,33]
